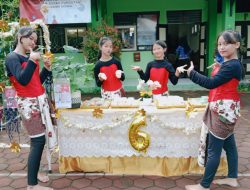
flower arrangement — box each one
[0,0,19,86]
[82,20,122,63]
[137,79,161,98]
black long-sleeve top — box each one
[189,59,242,89]
[94,57,125,91]
[137,59,178,94]
[5,52,51,85]
[5,52,52,97]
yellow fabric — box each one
[59,156,227,176]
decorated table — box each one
[58,99,227,176]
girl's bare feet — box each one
[213,178,239,187]
[27,184,53,190]
[38,173,49,183]
[185,184,210,190]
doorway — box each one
[166,10,202,75]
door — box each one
[199,22,207,74]
[236,21,250,75]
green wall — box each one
[105,0,208,81]
[106,0,207,24]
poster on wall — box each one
[53,78,72,109]
[19,0,91,24]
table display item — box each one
[110,97,140,108]
[155,96,186,109]
[81,97,111,109]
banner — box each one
[20,0,91,24]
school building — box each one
[31,0,250,91]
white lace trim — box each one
[58,108,206,158]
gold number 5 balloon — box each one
[128,109,150,153]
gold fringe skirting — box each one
[59,156,227,176]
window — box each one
[65,28,86,50]
[116,26,136,51]
[137,14,157,50]
[114,12,159,51]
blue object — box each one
[215,53,224,64]
[176,46,189,60]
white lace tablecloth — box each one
[58,107,204,158]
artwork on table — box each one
[3,86,17,109]
[53,78,72,109]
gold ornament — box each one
[185,102,198,118]
[92,108,103,118]
[10,141,21,153]
[55,109,61,119]
[0,20,9,32]
[129,110,150,153]
[19,18,30,27]
[0,83,5,93]
[43,51,54,63]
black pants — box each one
[28,135,46,185]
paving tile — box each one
[71,178,91,189]
[175,178,196,188]
[0,163,8,170]
[60,188,77,190]
[113,177,134,188]
[0,187,16,190]
[80,187,99,190]
[10,178,27,189]
[50,178,72,189]
[4,153,17,159]
[145,187,165,190]
[239,177,250,189]
[134,178,154,188]
[92,177,112,188]
[7,163,26,172]
[0,177,13,187]
[154,177,176,189]
[102,187,121,190]
[168,187,184,190]
[7,157,24,164]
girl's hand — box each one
[131,66,141,71]
[175,65,187,77]
[187,61,194,77]
[115,70,123,78]
[98,73,107,81]
[29,48,41,62]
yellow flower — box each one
[0,20,9,32]
[140,90,152,98]
[19,18,30,27]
